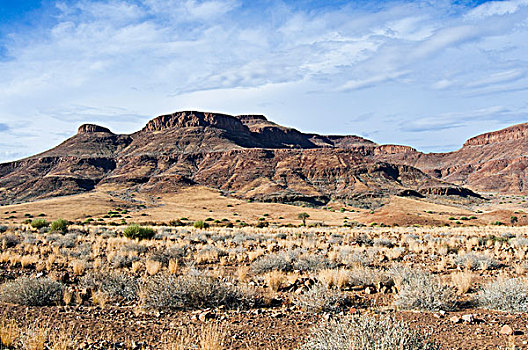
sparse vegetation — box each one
[30,218,49,229]
[301,314,441,350]
[0,221,526,348]
[477,277,528,312]
[0,277,64,306]
[50,219,69,233]
[123,224,155,240]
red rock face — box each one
[78,124,113,134]
[0,110,522,205]
[374,145,416,155]
[375,123,528,194]
[143,111,249,135]
[464,123,528,146]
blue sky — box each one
[0,0,527,161]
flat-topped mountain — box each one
[1,110,523,206]
[375,123,528,194]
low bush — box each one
[140,269,259,310]
[301,314,440,350]
[0,234,20,248]
[0,277,64,306]
[30,219,49,230]
[454,253,499,271]
[123,224,155,240]
[393,269,457,311]
[476,278,528,312]
[50,219,69,233]
[193,220,209,229]
[251,252,293,274]
[81,272,139,302]
[294,254,332,272]
[294,282,351,313]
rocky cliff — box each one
[374,123,528,193]
[1,110,519,205]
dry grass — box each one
[0,318,20,348]
[146,260,162,275]
[451,271,473,295]
[317,269,350,289]
[264,270,287,292]
[71,260,86,275]
[22,324,48,350]
[164,323,226,350]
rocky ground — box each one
[2,303,528,349]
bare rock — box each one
[500,325,514,335]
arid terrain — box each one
[2,222,528,349]
[0,111,528,349]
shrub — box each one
[140,269,259,310]
[294,254,332,272]
[454,253,499,271]
[251,252,293,274]
[301,314,440,350]
[0,225,7,233]
[123,224,155,240]
[81,272,139,302]
[294,282,351,313]
[0,277,63,306]
[193,220,209,229]
[30,219,49,230]
[373,238,394,248]
[476,278,528,312]
[46,233,77,248]
[0,234,20,248]
[393,269,457,311]
[50,219,69,233]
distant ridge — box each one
[0,110,524,206]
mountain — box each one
[2,110,518,207]
[374,123,528,194]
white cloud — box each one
[467,0,528,18]
[467,69,525,88]
[0,0,527,160]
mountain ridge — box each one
[0,110,524,206]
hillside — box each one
[2,110,520,207]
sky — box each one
[0,0,527,161]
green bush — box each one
[50,219,69,233]
[193,220,209,229]
[31,218,49,229]
[123,224,155,240]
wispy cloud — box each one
[0,0,527,160]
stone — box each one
[500,325,514,335]
[461,314,474,323]
[449,316,461,324]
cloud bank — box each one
[0,0,527,160]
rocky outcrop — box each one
[375,122,528,194]
[374,145,416,155]
[143,111,249,135]
[3,110,523,205]
[464,123,528,146]
[78,124,113,134]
